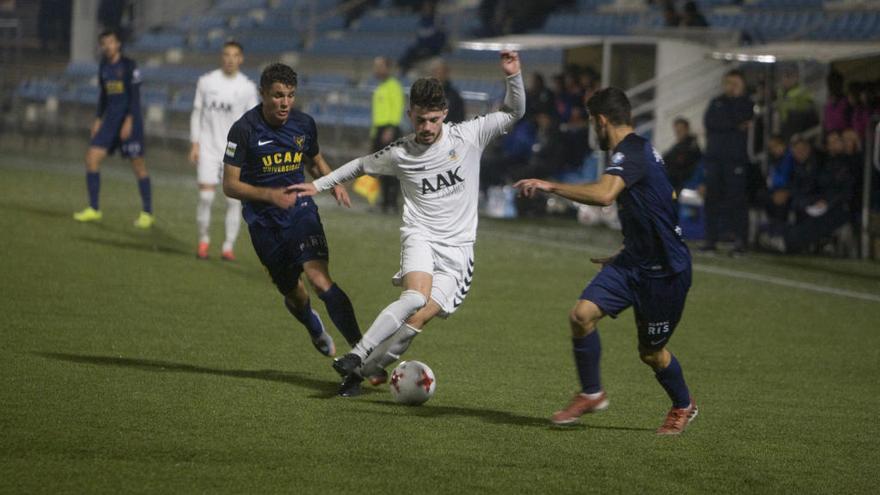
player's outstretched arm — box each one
[292,156,366,197]
[306,152,352,208]
[513,174,626,207]
[223,163,298,209]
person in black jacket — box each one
[663,117,701,199]
[701,69,753,255]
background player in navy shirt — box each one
[73,30,154,229]
[514,88,697,435]
[222,63,362,358]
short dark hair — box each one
[673,117,690,128]
[586,87,632,126]
[223,40,243,53]
[725,69,745,81]
[260,63,297,91]
[409,78,447,110]
[99,29,119,41]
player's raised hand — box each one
[513,178,553,198]
[331,184,352,208]
[499,50,521,76]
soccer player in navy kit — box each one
[515,88,697,435]
[222,63,362,357]
[73,30,154,229]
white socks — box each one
[361,323,421,374]
[197,189,215,244]
[353,290,426,360]
[223,197,241,252]
[197,189,241,251]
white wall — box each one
[653,39,728,151]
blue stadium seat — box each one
[132,32,186,52]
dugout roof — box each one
[709,41,880,64]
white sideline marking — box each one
[482,231,880,303]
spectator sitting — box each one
[777,68,818,141]
[398,1,447,74]
[761,136,852,254]
[429,59,464,123]
[681,1,708,27]
[662,117,702,198]
[764,135,794,224]
[824,70,852,135]
[526,72,557,120]
[663,0,681,27]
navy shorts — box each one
[248,210,329,295]
[90,113,145,158]
[581,263,692,350]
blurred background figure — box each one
[662,117,701,199]
[429,59,464,124]
[701,69,753,255]
[371,56,405,214]
[777,67,818,141]
[398,0,446,75]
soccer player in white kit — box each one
[291,51,525,396]
[189,41,259,260]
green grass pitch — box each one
[1,145,879,493]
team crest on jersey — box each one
[611,152,625,165]
[295,135,305,149]
[448,149,458,161]
[225,141,237,158]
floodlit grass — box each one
[1,148,879,493]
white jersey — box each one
[190,69,258,159]
[314,73,526,246]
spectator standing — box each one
[701,69,753,255]
[370,57,406,213]
[526,72,556,119]
[662,117,702,198]
[824,70,851,135]
[777,68,818,141]
[430,60,464,123]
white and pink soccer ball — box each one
[389,361,436,405]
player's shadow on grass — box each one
[357,399,653,432]
[0,201,72,220]
[74,222,192,257]
[33,352,376,399]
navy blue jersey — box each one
[97,55,142,119]
[224,105,320,227]
[604,133,691,277]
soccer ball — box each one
[389,361,436,405]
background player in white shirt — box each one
[189,41,259,260]
[292,51,525,396]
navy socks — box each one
[655,354,691,409]
[284,297,324,339]
[137,177,152,213]
[87,172,100,209]
[318,284,362,346]
[572,331,602,394]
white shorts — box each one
[197,150,224,185]
[392,236,475,318]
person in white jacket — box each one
[189,41,259,260]
[292,51,525,396]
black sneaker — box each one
[337,373,364,397]
[332,353,362,378]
